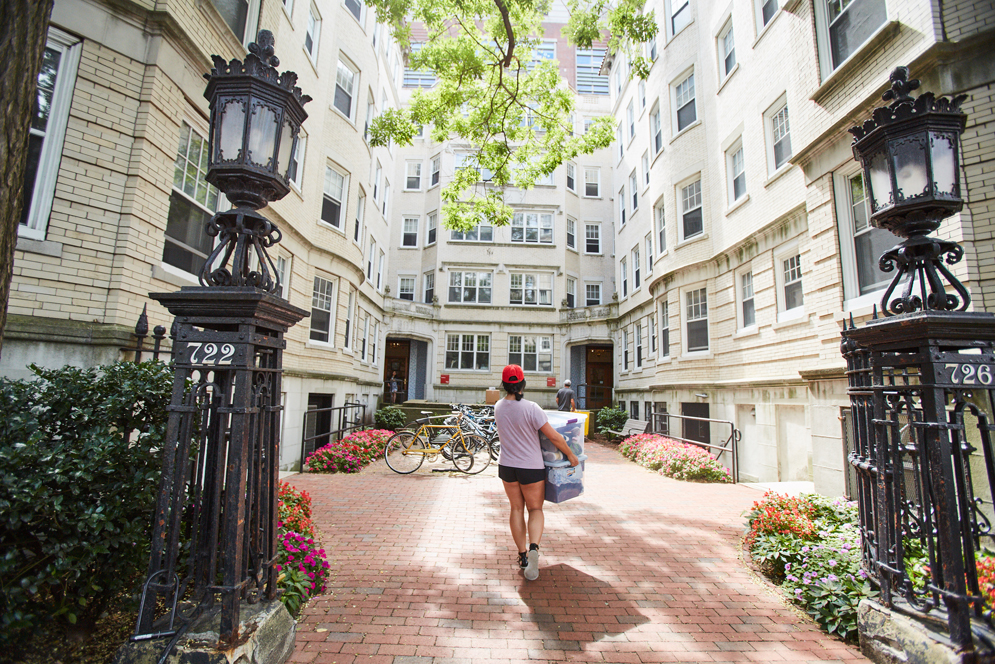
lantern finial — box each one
[881,66,920,104]
[248,30,280,68]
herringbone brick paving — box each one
[286,441,868,663]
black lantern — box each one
[198,31,311,293]
[849,67,970,314]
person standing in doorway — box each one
[494,365,579,580]
[388,371,399,404]
[555,379,576,412]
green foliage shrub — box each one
[0,361,173,646]
[374,405,407,431]
[595,406,628,439]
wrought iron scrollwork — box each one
[878,233,971,314]
[199,207,283,294]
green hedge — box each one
[595,406,629,439]
[0,361,173,646]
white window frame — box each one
[620,258,628,297]
[430,155,441,187]
[398,275,416,300]
[765,96,792,175]
[371,320,379,365]
[448,270,493,304]
[726,139,746,205]
[445,333,491,371]
[775,246,805,320]
[576,48,609,95]
[382,180,390,217]
[645,234,654,274]
[211,0,262,46]
[353,190,365,243]
[641,152,650,189]
[510,272,554,306]
[635,322,643,368]
[659,299,670,357]
[737,268,757,330]
[566,217,577,250]
[627,101,636,140]
[585,223,602,255]
[585,282,602,306]
[450,221,493,242]
[566,277,576,308]
[373,161,382,201]
[288,133,306,191]
[655,198,667,254]
[629,171,639,212]
[19,29,82,241]
[320,165,347,230]
[426,212,438,246]
[566,163,576,192]
[403,43,437,88]
[376,249,385,291]
[343,0,365,24]
[304,3,321,63]
[814,0,889,81]
[756,0,781,31]
[633,247,641,290]
[622,328,630,370]
[671,70,697,135]
[401,216,419,247]
[508,335,553,372]
[619,186,627,226]
[309,275,337,345]
[650,104,663,155]
[583,167,601,198]
[366,238,376,281]
[424,271,436,303]
[679,178,703,242]
[649,313,657,354]
[638,80,647,110]
[718,19,737,81]
[511,212,554,244]
[334,57,358,120]
[684,286,709,354]
[405,161,422,191]
[617,122,624,161]
[834,166,895,306]
[666,0,692,38]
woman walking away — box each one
[494,364,579,580]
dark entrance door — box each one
[681,402,710,444]
[306,393,334,451]
[384,339,411,404]
[585,345,613,410]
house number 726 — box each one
[944,363,994,385]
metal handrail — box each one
[648,410,741,483]
[300,402,367,470]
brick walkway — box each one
[286,441,868,663]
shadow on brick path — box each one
[286,441,868,664]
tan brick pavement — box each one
[286,441,868,663]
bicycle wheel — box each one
[488,435,501,461]
[454,434,492,475]
[384,431,426,474]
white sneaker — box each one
[524,548,539,581]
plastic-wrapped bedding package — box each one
[544,455,587,503]
[539,411,586,463]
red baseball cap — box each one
[502,364,525,384]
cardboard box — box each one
[485,389,500,405]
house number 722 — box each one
[944,363,994,385]
[188,342,236,365]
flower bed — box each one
[305,428,393,473]
[618,433,732,482]
[277,482,329,616]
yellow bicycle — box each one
[384,413,491,475]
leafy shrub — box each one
[0,361,173,646]
[595,406,628,439]
[276,531,330,617]
[278,482,316,539]
[374,406,406,431]
[305,429,391,473]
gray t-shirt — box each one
[494,397,548,470]
[555,387,576,411]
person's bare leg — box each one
[502,480,527,552]
[521,480,545,546]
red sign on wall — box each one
[440,374,450,384]
[547,377,556,387]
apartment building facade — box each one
[5,0,993,488]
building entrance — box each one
[585,345,614,410]
[384,339,410,404]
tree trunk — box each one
[0,0,56,360]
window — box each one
[615,68,624,98]
[638,81,647,110]
[402,217,418,247]
[377,250,384,290]
[334,59,356,118]
[424,272,435,303]
[741,271,756,327]
[622,329,629,369]
[163,123,222,274]
[617,123,624,160]
[566,163,576,191]
[576,48,609,95]
[360,313,368,360]
[321,166,346,228]
[450,222,493,242]
[817,0,887,77]
[630,172,639,210]
[648,30,658,60]
[620,259,628,297]
[430,155,441,186]
[566,218,576,250]
[660,300,670,357]
[530,41,556,69]
[426,212,437,245]
[288,134,306,189]
[344,0,363,22]
[835,170,894,299]
[759,0,779,27]
[366,238,375,281]
[631,401,640,419]
[718,21,736,78]
[382,180,390,216]
[627,101,635,139]
[398,276,415,300]
[509,335,552,372]
[310,276,336,343]
[370,321,378,364]
[674,72,696,132]
[655,200,667,253]
[373,161,381,200]
[283,0,295,17]
[511,212,554,244]
[584,167,600,197]
[681,180,703,240]
[633,248,641,289]
[446,333,490,370]
[641,152,650,187]
[344,288,355,348]
[685,288,708,352]
[619,187,627,226]
[510,273,553,306]
[586,283,602,306]
[767,100,792,172]
[403,43,436,87]
[635,323,643,367]
[354,191,364,241]
[274,255,290,298]
[650,105,663,155]
[20,30,79,237]
[671,0,691,35]
[305,4,321,60]
[727,143,746,203]
[364,99,375,141]
[211,0,260,45]
[566,278,576,308]
[405,161,422,190]
[783,254,804,311]
[585,223,601,254]
[649,314,657,353]
[448,271,493,303]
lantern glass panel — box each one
[931,132,957,197]
[247,103,278,168]
[277,117,295,179]
[892,134,929,201]
[868,149,892,211]
[218,98,246,162]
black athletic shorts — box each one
[498,465,546,485]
